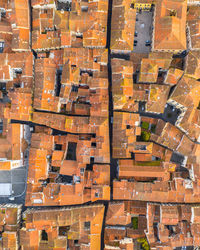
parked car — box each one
[145,40,151,46]
[134,40,138,46]
[134,31,138,37]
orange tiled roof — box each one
[113,112,141,158]
[111,0,136,52]
[187,5,200,50]
[31,0,108,50]
[20,204,105,250]
[153,0,187,51]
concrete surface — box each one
[133,11,153,53]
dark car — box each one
[134,40,138,46]
[134,31,138,37]
[145,40,151,46]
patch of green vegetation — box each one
[150,124,156,133]
[141,121,149,130]
[137,237,150,250]
[132,217,138,229]
[141,131,151,142]
[136,161,161,166]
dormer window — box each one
[76,33,83,39]
[14,68,22,74]
[13,68,22,79]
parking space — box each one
[133,11,153,53]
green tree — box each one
[141,131,150,141]
[141,121,149,130]
[137,237,150,250]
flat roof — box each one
[0,184,12,196]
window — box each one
[91,142,96,147]
[41,230,48,241]
[84,221,90,231]
[66,142,77,161]
[0,42,4,53]
[54,144,62,151]
[126,125,131,129]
